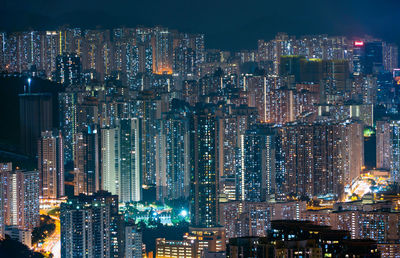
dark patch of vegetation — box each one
[0,235,44,258]
[32,215,56,245]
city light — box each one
[0,5,399,256]
[27,77,32,93]
[354,41,364,46]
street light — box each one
[27,78,32,93]
[180,210,188,217]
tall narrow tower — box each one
[190,103,219,228]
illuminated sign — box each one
[393,69,400,84]
[354,41,364,46]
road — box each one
[36,212,61,258]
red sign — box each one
[354,41,364,46]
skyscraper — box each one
[73,126,100,195]
[238,124,276,202]
[38,130,65,199]
[218,105,257,200]
[0,162,12,238]
[173,34,197,78]
[44,31,61,77]
[59,89,78,163]
[19,93,53,157]
[0,169,40,231]
[60,191,122,258]
[81,29,111,81]
[0,32,6,71]
[119,118,142,202]
[365,41,384,74]
[101,118,142,202]
[275,120,363,198]
[246,75,293,124]
[190,103,219,228]
[390,120,400,182]
[136,28,153,75]
[124,223,143,258]
[54,53,81,86]
[156,106,190,201]
[321,59,350,102]
[383,43,398,72]
[152,27,173,75]
[376,120,392,170]
[353,41,366,75]
[135,91,161,186]
[341,120,365,187]
[101,127,119,196]
[125,44,140,88]
[218,105,258,179]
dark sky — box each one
[1,0,399,50]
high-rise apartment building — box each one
[136,28,154,75]
[156,109,190,201]
[237,124,277,202]
[101,118,142,202]
[38,130,64,198]
[60,191,122,258]
[19,93,53,157]
[54,53,81,86]
[135,91,162,186]
[152,27,173,75]
[190,103,219,228]
[125,223,143,258]
[365,41,384,74]
[389,120,400,182]
[59,89,78,163]
[353,41,366,75]
[275,120,363,198]
[373,119,400,182]
[383,43,398,72]
[0,170,40,230]
[218,105,257,200]
[44,31,61,76]
[301,200,400,244]
[218,105,257,178]
[376,120,392,171]
[101,127,119,196]
[81,29,111,81]
[73,126,100,195]
[221,201,307,239]
[0,163,12,238]
[119,118,142,202]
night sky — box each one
[1,0,399,50]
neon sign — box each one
[354,41,364,46]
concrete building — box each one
[38,130,64,198]
[60,191,122,258]
[125,223,142,258]
[156,238,195,258]
[101,118,142,202]
[0,170,40,231]
[4,225,32,248]
[190,104,220,228]
[19,93,53,157]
